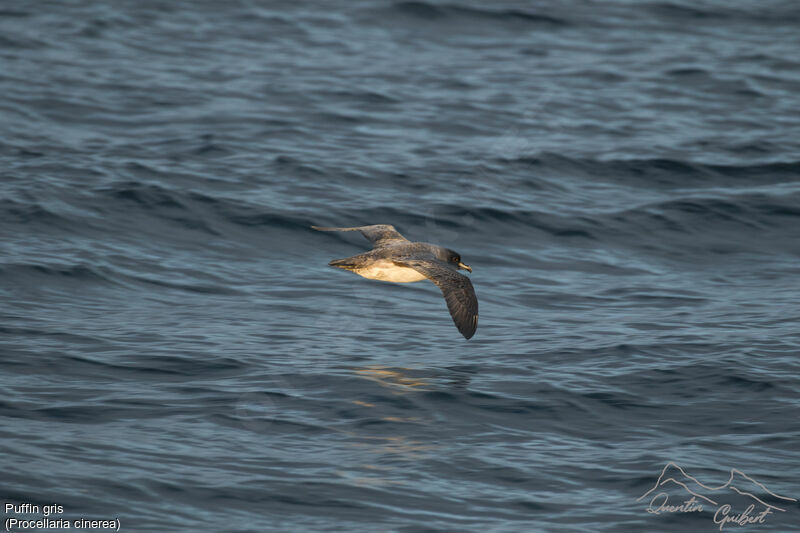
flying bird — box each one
[312,224,478,339]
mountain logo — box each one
[638,462,796,530]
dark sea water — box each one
[2,1,800,531]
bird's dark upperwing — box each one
[311,224,409,248]
[396,259,478,340]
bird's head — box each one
[441,248,472,272]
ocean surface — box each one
[2,1,800,531]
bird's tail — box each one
[328,258,357,270]
[312,226,361,232]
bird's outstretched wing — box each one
[311,224,409,248]
[396,259,478,340]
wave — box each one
[307,188,800,260]
[648,2,800,24]
[0,263,116,284]
[94,180,314,231]
[501,154,800,187]
[5,156,799,268]
[0,261,243,296]
[0,198,69,224]
[384,1,569,26]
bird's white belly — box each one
[355,260,426,283]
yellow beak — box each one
[458,262,472,272]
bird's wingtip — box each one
[460,315,478,339]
